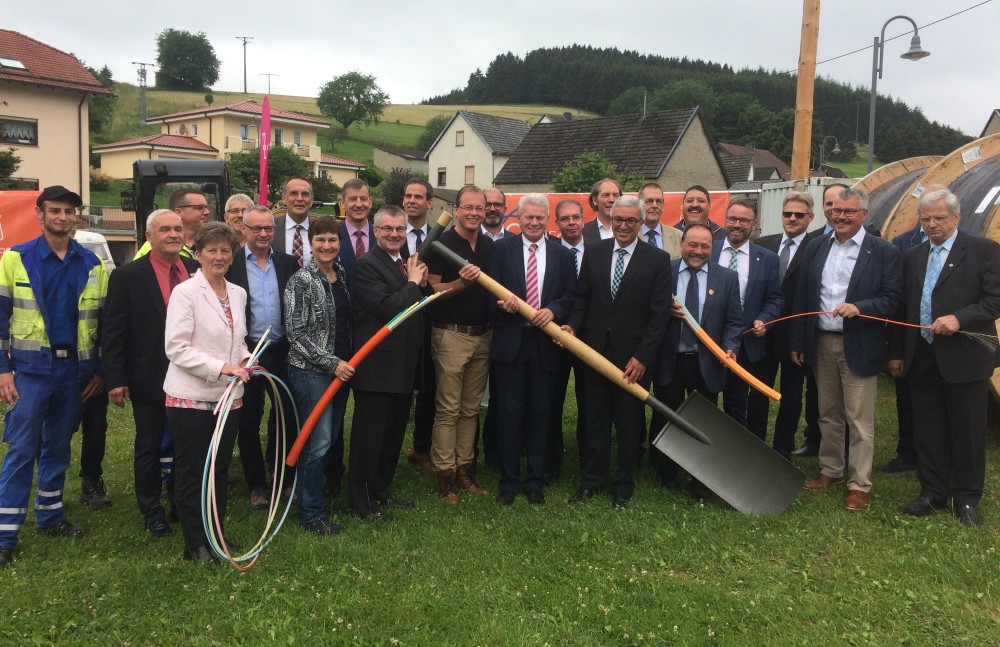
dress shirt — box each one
[720,239,750,305]
[149,251,190,305]
[284,217,312,266]
[522,236,547,304]
[406,223,429,256]
[609,238,640,289]
[481,226,507,242]
[597,220,614,240]
[780,231,808,267]
[676,260,709,352]
[928,228,958,271]
[244,246,283,342]
[344,220,370,257]
[641,224,664,250]
[561,239,584,277]
[818,228,866,332]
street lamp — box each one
[818,136,841,175]
[867,15,930,173]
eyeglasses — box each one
[485,201,505,209]
[557,214,583,222]
[918,215,952,225]
[830,208,866,217]
[458,204,485,213]
[725,216,754,226]
[782,211,810,219]
[245,225,275,234]
[377,226,407,234]
[179,204,210,211]
[611,216,640,226]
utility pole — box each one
[132,61,155,125]
[259,73,279,94]
[790,0,820,185]
[235,36,254,94]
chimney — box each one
[563,112,572,121]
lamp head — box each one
[901,34,930,61]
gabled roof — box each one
[717,143,791,180]
[147,100,329,127]
[980,109,1000,138]
[429,111,530,157]
[92,134,218,153]
[0,30,111,95]
[373,145,426,160]
[320,154,364,169]
[494,108,708,185]
[721,155,753,187]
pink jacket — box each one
[163,269,251,402]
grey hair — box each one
[918,188,960,216]
[837,187,869,210]
[517,193,549,217]
[611,195,643,218]
[146,208,177,232]
[225,193,254,211]
[783,191,814,210]
[243,205,274,221]
[373,205,406,228]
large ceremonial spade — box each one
[429,241,803,515]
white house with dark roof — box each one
[426,111,531,191]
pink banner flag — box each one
[258,96,271,206]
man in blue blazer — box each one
[711,199,782,434]
[337,178,375,287]
[487,194,577,505]
[789,187,901,512]
[651,224,743,500]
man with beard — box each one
[582,178,621,244]
[673,185,725,241]
[481,187,510,242]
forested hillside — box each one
[424,46,970,164]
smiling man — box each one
[674,185,725,241]
[273,176,315,268]
[336,178,375,286]
[582,178,622,243]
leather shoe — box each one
[791,443,818,457]
[37,520,85,539]
[802,474,845,490]
[355,510,395,523]
[844,489,870,511]
[879,455,916,473]
[544,471,560,486]
[612,495,630,509]
[182,545,218,564]
[303,517,343,536]
[526,490,545,505]
[406,449,434,472]
[145,517,173,538]
[0,546,12,569]
[955,504,979,527]
[568,488,598,504]
[377,495,415,509]
[903,497,948,517]
[496,491,516,506]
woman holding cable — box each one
[284,216,355,536]
[163,222,250,564]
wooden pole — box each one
[790,0,821,187]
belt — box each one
[51,346,77,358]
[678,351,698,356]
[818,330,843,335]
[433,322,490,336]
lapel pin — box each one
[708,288,715,296]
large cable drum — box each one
[853,157,940,233]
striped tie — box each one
[525,243,539,309]
[728,248,739,271]
[571,247,579,277]
[292,225,304,267]
[646,230,658,248]
[920,246,943,343]
[611,248,626,299]
[354,230,366,258]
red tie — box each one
[354,230,366,258]
[396,258,408,281]
[525,243,539,310]
[292,225,304,267]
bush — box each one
[310,175,341,203]
[89,167,114,192]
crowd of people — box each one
[0,174,996,568]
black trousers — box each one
[653,353,718,491]
[579,364,646,498]
[348,391,410,516]
[721,347,766,432]
[893,375,916,462]
[133,400,171,520]
[236,341,296,490]
[548,355,586,475]
[166,406,238,550]
[475,364,501,471]
[908,339,987,507]
[412,321,436,455]
[78,390,109,480]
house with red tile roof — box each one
[0,29,111,203]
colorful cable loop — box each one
[202,327,298,570]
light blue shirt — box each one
[928,227,958,271]
[244,246,283,342]
[676,260,709,352]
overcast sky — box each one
[6,0,997,136]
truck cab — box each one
[121,160,230,240]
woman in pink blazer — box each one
[163,222,250,564]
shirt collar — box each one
[345,220,368,237]
[781,231,808,246]
[614,237,639,256]
[561,238,583,251]
[935,228,959,252]
[407,222,428,234]
[722,239,749,253]
[829,227,867,247]
[678,259,707,275]
[522,235,544,252]
[244,245,272,263]
[641,223,659,236]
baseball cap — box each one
[36,185,83,208]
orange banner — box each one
[0,191,42,257]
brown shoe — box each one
[436,470,459,505]
[802,473,846,490]
[455,465,489,495]
[407,449,434,472]
[844,490,870,511]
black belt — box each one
[818,330,843,335]
[433,322,490,336]
[51,346,76,358]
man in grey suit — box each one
[639,182,681,258]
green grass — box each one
[0,376,998,644]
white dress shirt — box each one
[522,236,547,305]
[406,223,429,257]
[284,217,312,266]
[609,238,639,291]
[720,239,750,305]
[561,239,584,277]
[819,228,867,332]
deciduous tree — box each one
[550,151,642,193]
[154,29,221,91]
[416,114,450,152]
[317,72,389,130]
[86,65,117,134]
[227,145,309,202]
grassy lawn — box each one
[0,375,998,644]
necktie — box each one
[646,230,658,248]
[779,239,792,282]
[571,247,579,277]
[525,243,539,309]
[292,225,304,267]
[414,227,424,250]
[169,263,182,292]
[728,248,739,271]
[611,248,627,300]
[396,258,408,281]
[354,230,366,258]
[681,267,700,348]
[920,246,943,343]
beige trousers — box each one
[430,327,492,472]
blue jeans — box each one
[287,365,348,524]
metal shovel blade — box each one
[652,392,805,515]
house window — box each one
[455,130,465,147]
[191,124,198,136]
[240,123,250,140]
[274,128,283,146]
[464,165,475,185]
[0,117,38,146]
[319,169,328,179]
[437,167,447,187]
[294,130,302,146]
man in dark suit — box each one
[674,185,726,241]
[581,178,621,244]
[487,194,577,505]
[104,209,199,538]
[272,176,315,268]
[337,178,375,286]
[567,196,672,508]
[225,205,300,509]
[651,223,743,499]
[888,188,1000,526]
[348,206,431,521]
[711,199,782,432]
[754,191,823,457]
[790,187,901,512]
